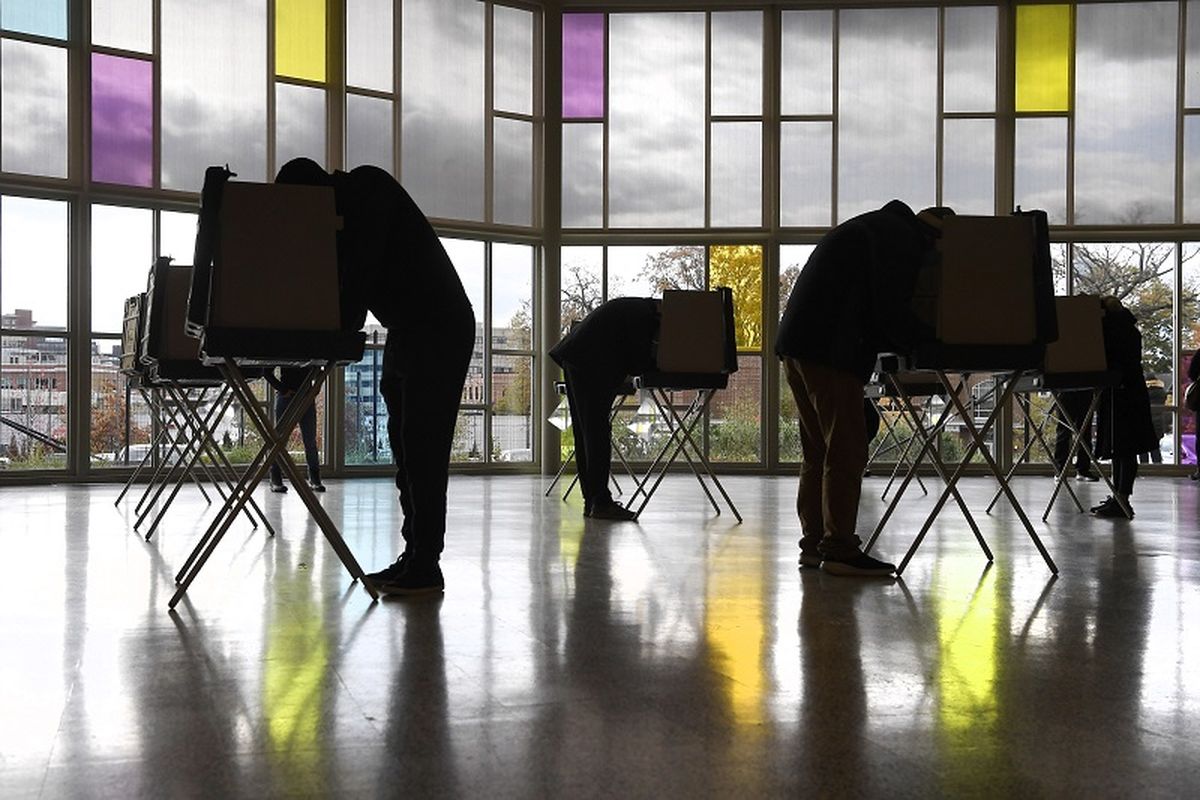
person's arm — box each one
[262,368,284,392]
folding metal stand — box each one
[544,380,639,500]
[625,381,742,523]
[170,358,377,609]
[864,384,928,499]
[865,367,1058,576]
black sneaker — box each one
[376,562,444,597]
[308,479,326,493]
[364,552,409,584]
[1093,498,1133,519]
[1089,496,1115,513]
[1075,470,1100,482]
[820,551,896,577]
[269,482,287,494]
[798,550,822,569]
[587,501,637,521]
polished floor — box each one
[0,471,1197,798]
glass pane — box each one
[159,210,197,263]
[711,11,762,117]
[1075,3,1176,225]
[563,13,604,118]
[710,354,761,463]
[1189,1,1200,108]
[161,0,267,191]
[452,409,485,462]
[493,117,532,227]
[401,0,485,221]
[493,243,532,351]
[563,123,603,228]
[838,8,937,221]
[346,0,392,92]
[608,245,704,299]
[780,10,832,115]
[92,54,153,187]
[1015,117,1067,224]
[1,40,68,178]
[492,355,533,462]
[710,122,761,228]
[778,360,801,463]
[276,0,325,82]
[709,245,762,351]
[443,238,484,405]
[91,0,152,52]
[1051,242,1068,296]
[1015,4,1071,113]
[344,347,389,465]
[275,83,325,171]
[91,205,153,335]
[779,244,816,319]
[1,0,66,39]
[944,6,996,113]
[560,246,603,337]
[1181,243,1199,466]
[0,335,68,470]
[90,338,153,467]
[780,121,831,227]
[1187,117,1200,223]
[345,93,392,172]
[494,4,533,116]
[2,197,69,331]
[943,118,995,215]
[609,13,705,228]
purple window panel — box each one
[92,53,153,187]
[563,13,604,118]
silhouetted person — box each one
[276,157,475,596]
[265,366,324,493]
[1091,296,1157,518]
[1189,350,1200,479]
[1052,390,1098,481]
[549,298,660,521]
[1139,374,1168,464]
[776,200,950,576]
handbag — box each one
[1185,380,1200,413]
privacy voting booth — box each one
[169,173,373,609]
[865,210,1061,576]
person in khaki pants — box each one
[777,200,950,576]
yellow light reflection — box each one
[558,511,586,567]
[709,245,763,351]
[706,535,766,727]
[276,0,326,82]
[1015,5,1071,113]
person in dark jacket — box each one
[276,158,476,596]
[549,298,660,521]
[265,366,324,493]
[776,200,949,577]
[1189,350,1200,480]
[1138,374,1168,464]
[1091,296,1158,518]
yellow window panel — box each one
[1015,4,1071,113]
[276,0,326,82]
[709,245,763,351]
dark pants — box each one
[1113,455,1138,496]
[269,392,320,485]
[560,363,622,510]
[380,313,475,566]
[1053,390,1093,473]
[784,357,868,559]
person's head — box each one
[1100,294,1124,313]
[915,206,955,239]
[275,157,331,186]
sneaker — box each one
[820,551,896,577]
[587,501,637,521]
[308,479,326,493]
[1093,498,1133,519]
[1190,470,1199,481]
[1075,470,1100,482]
[375,561,445,597]
[798,550,822,569]
[269,482,288,494]
[1089,496,1115,513]
[364,552,410,584]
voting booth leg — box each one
[133,390,213,513]
[986,393,1085,515]
[114,387,167,506]
[873,405,929,500]
[1041,389,1129,520]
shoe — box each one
[269,482,287,494]
[375,561,444,597]
[799,550,822,569]
[1092,498,1133,519]
[820,551,896,577]
[1075,470,1100,482]
[587,501,637,521]
[1190,470,1199,481]
[308,480,326,492]
[1089,496,1115,513]
[364,552,410,584]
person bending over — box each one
[265,366,324,493]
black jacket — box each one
[775,200,933,383]
[549,298,659,382]
[1095,305,1158,459]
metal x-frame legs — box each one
[169,360,377,609]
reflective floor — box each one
[0,473,1198,798]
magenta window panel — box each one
[563,13,604,118]
[91,53,153,187]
